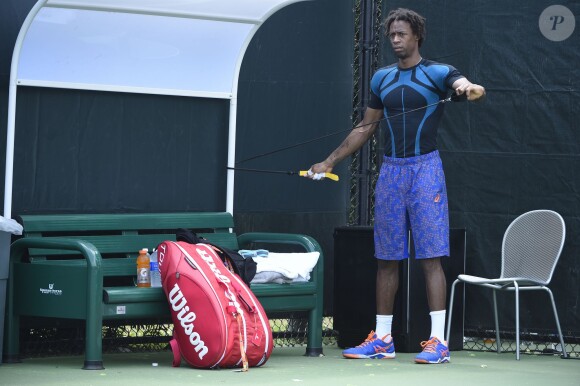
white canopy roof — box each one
[17,0,306,98]
[5,0,310,217]
[45,0,299,22]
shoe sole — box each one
[343,353,396,359]
[414,356,450,364]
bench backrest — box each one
[17,212,238,277]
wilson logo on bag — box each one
[167,283,208,359]
[157,241,272,370]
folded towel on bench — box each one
[251,252,320,284]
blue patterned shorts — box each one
[374,151,450,260]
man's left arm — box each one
[452,78,486,101]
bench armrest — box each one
[236,232,324,284]
[10,237,102,269]
[237,232,322,253]
[8,237,105,353]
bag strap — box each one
[176,228,203,244]
[176,228,255,284]
[236,313,249,372]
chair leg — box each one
[514,281,520,360]
[492,290,501,354]
[543,287,568,358]
[445,279,460,345]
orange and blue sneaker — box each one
[342,331,396,359]
[414,337,450,364]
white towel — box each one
[0,216,23,235]
[251,271,289,284]
[251,252,320,283]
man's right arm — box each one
[309,107,384,174]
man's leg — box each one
[421,256,447,341]
[342,259,399,359]
[376,259,400,314]
[420,257,446,312]
[405,152,450,363]
[374,260,399,338]
[373,157,407,343]
[342,156,404,359]
[415,256,450,364]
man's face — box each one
[387,20,419,59]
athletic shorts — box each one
[374,150,450,260]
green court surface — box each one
[1,345,578,386]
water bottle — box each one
[136,248,151,287]
[150,249,162,288]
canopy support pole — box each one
[226,97,238,215]
[4,0,48,218]
[1,0,49,365]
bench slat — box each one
[102,303,171,319]
[103,287,167,303]
[18,212,234,233]
[27,258,138,277]
[26,233,239,257]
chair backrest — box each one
[500,210,565,284]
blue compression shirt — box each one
[369,59,464,158]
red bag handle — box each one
[170,338,181,367]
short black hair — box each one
[383,8,426,47]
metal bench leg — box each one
[3,271,21,364]
[83,268,104,370]
[304,304,323,357]
[83,317,104,370]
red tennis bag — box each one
[157,240,273,370]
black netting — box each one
[19,319,580,359]
[463,328,579,359]
[19,317,337,359]
[349,0,382,226]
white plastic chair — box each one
[445,210,568,360]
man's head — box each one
[383,8,426,48]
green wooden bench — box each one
[3,212,324,369]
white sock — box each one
[375,315,393,340]
[429,310,446,342]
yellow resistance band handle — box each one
[299,170,339,181]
